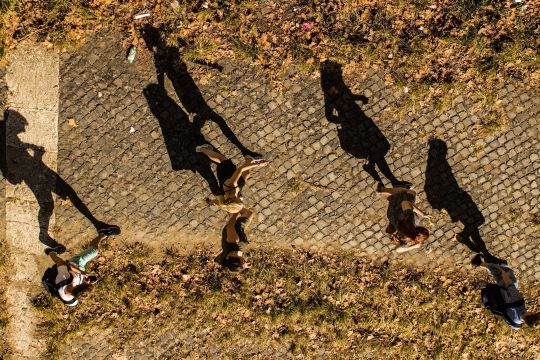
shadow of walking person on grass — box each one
[142,25,259,156]
[424,138,506,264]
[320,60,411,188]
[1,110,116,249]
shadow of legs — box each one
[56,176,113,232]
[458,226,507,264]
[37,194,63,248]
[197,160,222,196]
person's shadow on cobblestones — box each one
[1,110,116,249]
[320,60,411,187]
[424,139,506,264]
[143,84,221,194]
[141,25,259,158]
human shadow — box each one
[143,83,221,194]
[424,138,506,264]
[1,109,115,248]
[141,25,259,158]
[320,60,411,187]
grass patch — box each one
[33,243,540,358]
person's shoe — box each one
[45,245,66,256]
[393,181,414,189]
[395,243,421,253]
[376,182,385,193]
[196,144,213,152]
[471,254,483,267]
[98,225,121,237]
[453,234,464,243]
[246,155,268,165]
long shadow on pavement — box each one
[143,84,222,194]
[1,109,115,248]
[320,60,411,187]
[142,25,259,153]
[424,138,506,264]
[142,25,260,195]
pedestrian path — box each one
[55,31,540,282]
[4,41,59,358]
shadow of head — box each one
[5,109,28,136]
[428,138,448,157]
[320,60,343,87]
[320,60,368,104]
[141,24,162,51]
[141,24,186,60]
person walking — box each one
[377,184,430,252]
[196,144,268,213]
[42,226,120,306]
[473,255,538,330]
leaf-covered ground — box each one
[2,1,539,91]
[34,242,540,359]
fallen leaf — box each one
[67,118,78,127]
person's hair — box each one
[397,221,429,244]
[523,313,540,327]
[70,282,93,298]
[415,227,429,243]
[223,256,244,271]
[214,196,243,213]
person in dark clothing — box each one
[320,60,412,188]
[215,210,253,271]
[377,184,430,252]
[473,254,539,330]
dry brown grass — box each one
[33,242,540,359]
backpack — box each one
[42,265,76,305]
[481,283,525,328]
[481,284,506,315]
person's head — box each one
[223,255,245,272]
[523,312,540,327]
[72,281,94,300]
[214,196,244,213]
[415,227,429,243]
[398,222,429,244]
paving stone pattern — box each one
[60,325,347,360]
[56,32,539,285]
[37,30,538,358]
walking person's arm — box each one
[49,252,68,267]
[412,205,432,219]
[224,160,268,189]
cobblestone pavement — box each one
[48,30,540,357]
[0,26,531,359]
[56,31,539,280]
[60,327,311,360]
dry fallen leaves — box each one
[67,118,78,127]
